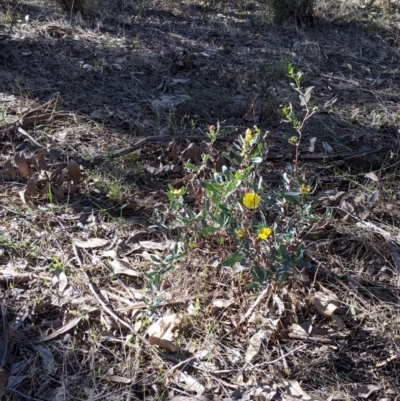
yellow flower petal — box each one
[257,227,272,240]
[242,192,261,209]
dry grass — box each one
[0,0,400,400]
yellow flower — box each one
[242,141,249,151]
[300,184,311,195]
[236,229,244,238]
[209,125,216,132]
[242,192,261,209]
[245,128,253,142]
[188,241,196,249]
[170,188,182,196]
[258,227,272,240]
[288,136,298,145]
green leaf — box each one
[280,191,300,204]
[185,162,200,171]
[251,157,262,164]
[222,253,242,266]
[149,254,161,264]
[200,226,220,236]
[262,196,278,205]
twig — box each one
[17,127,45,149]
[239,284,270,325]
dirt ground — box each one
[0,0,400,400]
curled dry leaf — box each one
[72,238,109,248]
[109,259,142,278]
[245,329,271,362]
[67,160,81,182]
[314,286,339,317]
[147,313,182,352]
[14,151,31,179]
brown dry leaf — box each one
[314,286,339,317]
[67,160,81,182]
[14,151,31,179]
[3,159,17,179]
[182,143,202,163]
[243,101,260,122]
[245,329,271,362]
[147,313,182,351]
[171,141,179,163]
[37,151,47,171]
[26,174,39,198]
[109,259,142,278]
[72,238,109,248]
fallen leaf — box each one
[177,371,205,395]
[67,160,81,182]
[72,238,109,248]
[245,330,271,362]
[110,259,142,278]
[40,316,82,342]
[147,313,182,351]
[212,299,233,308]
[308,137,317,152]
[3,159,17,179]
[51,268,68,294]
[351,384,381,398]
[365,171,379,182]
[14,151,31,179]
[321,141,334,153]
[139,240,176,251]
[314,287,339,317]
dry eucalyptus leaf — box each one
[308,137,317,152]
[314,287,339,317]
[212,298,233,308]
[282,379,324,400]
[245,330,271,362]
[321,141,334,153]
[365,171,379,182]
[139,240,176,251]
[147,313,182,352]
[14,151,31,179]
[51,268,68,294]
[177,372,205,395]
[67,160,81,182]
[110,259,142,278]
[72,238,109,248]
[351,384,381,398]
[40,316,82,342]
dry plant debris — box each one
[0,0,400,400]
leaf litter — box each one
[1,0,400,400]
